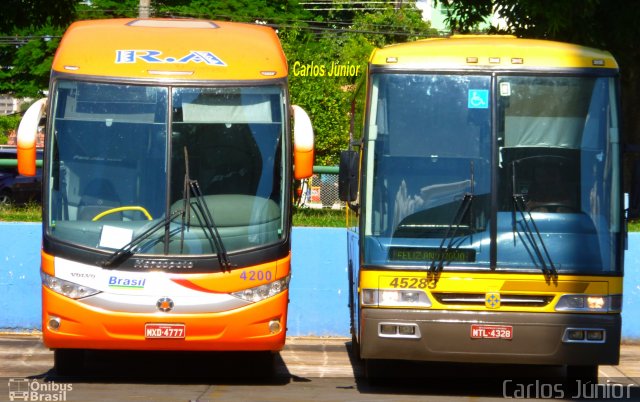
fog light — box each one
[380,324,397,335]
[268,320,281,334]
[567,329,585,341]
[48,316,61,331]
[586,330,604,341]
[398,325,416,336]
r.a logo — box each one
[115,50,226,66]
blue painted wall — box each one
[289,227,349,336]
[621,235,640,339]
[0,223,41,330]
[0,223,638,339]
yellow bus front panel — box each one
[357,270,622,365]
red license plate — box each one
[470,324,513,339]
[145,323,186,339]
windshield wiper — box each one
[183,147,232,270]
[429,193,473,274]
[511,161,557,279]
[429,161,475,274]
[101,209,184,268]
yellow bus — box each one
[339,36,625,381]
[17,18,314,374]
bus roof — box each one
[370,35,618,71]
[52,19,288,81]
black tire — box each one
[350,333,361,361]
[54,349,85,376]
[347,260,360,362]
[0,189,12,206]
[364,359,388,385]
[566,364,598,384]
[244,351,277,379]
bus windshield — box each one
[48,80,285,257]
[363,73,620,274]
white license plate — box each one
[145,323,186,339]
[470,324,513,339]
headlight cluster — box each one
[41,271,100,299]
[361,288,431,308]
[555,294,622,312]
[231,275,290,303]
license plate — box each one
[470,324,513,339]
[145,323,186,339]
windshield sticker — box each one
[468,89,489,109]
[115,50,226,66]
[500,82,511,96]
[99,225,133,249]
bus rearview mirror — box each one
[339,150,358,202]
[16,98,47,177]
[292,105,314,180]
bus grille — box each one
[432,293,554,307]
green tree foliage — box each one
[351,6,436,48]
[157,0,309,22]
[0,0,76,33]
[0,1,76,97]
[0,114,21,144]
[281,30,357,165]
[1,0,436,165]
[76,0,141,18]
[281,4,436,164]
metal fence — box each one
[297,166,343,209]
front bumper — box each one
[360,308,620,365]
[42,287,289,352]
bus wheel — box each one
[566,364,598,384]
[245,351,276,379]
[54,349,85,376]
[350,333,361,361]
[363,359,387,385]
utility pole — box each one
[139,0,151,18]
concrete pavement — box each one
[1,335,638,402]
[0,334,637,383]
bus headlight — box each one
[41,271,100,299]
[231,275,290,303]
[555,294,622,312]
[361,288,431,308]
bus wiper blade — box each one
[511,161,557,279]
[513,195,557,279]
[429,161,475,274]
[101,209,184,268]
[429,193,473,274]
[187,179,232,270]
[182,147,232,270]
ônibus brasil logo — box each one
[115,50,226,66]
[8,378,73,401]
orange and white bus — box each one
[17,18,314,373]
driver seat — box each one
[526,163,577,213]
[77,179,122,221]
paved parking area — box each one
[1,335,638,401]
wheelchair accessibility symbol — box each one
[468,89,489,109]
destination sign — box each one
[388,247,476,262]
